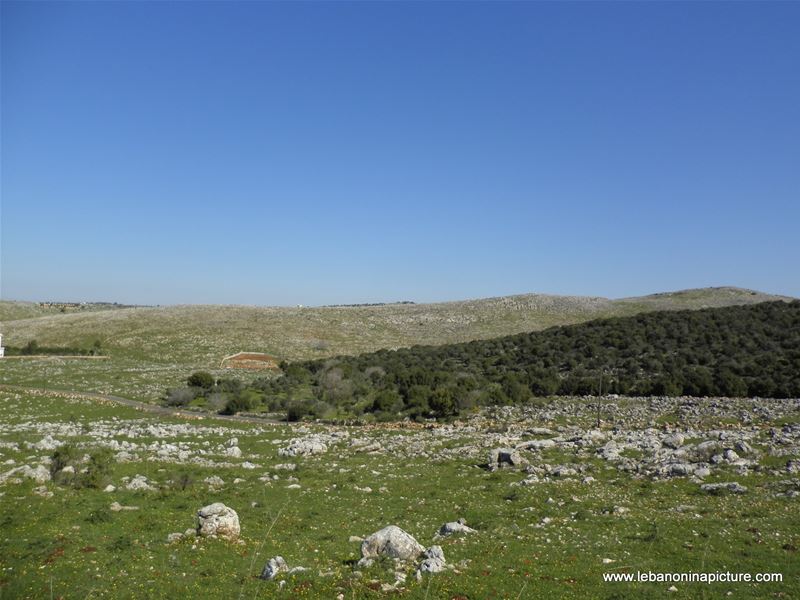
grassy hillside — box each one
[0,287,789,365]
[0,300,134,322]
[0,287,791,404]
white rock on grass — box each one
[197,503,240,539]
[358,526,424,567]
[418,545,447,574]
[126,474,155,491]
[700,482,748,495]
[224,446,242,458]
[437,518,476,537]
[487,448,526,470]
[0,465,51,485]
[279,438,328,457]
[30,436,61,451]
[21,465,51,484]
[260,556,288,580]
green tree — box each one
[187,371,215,390]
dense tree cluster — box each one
[167,301,800,420]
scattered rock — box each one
[30,436,61,451]
[488,448,526,470]
[279,437,329,457]
[33,485,53,498]
[700,482,748,495]
[358,526,424,567]
[418,545,447,574]
[438,518,476,537]
[126,474,155,491]
[224,446,242,458]
[662,434,685,449]
[197,503,240,539]
[260,556,288,580]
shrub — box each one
[187,371,215,390]
[286,399,314,421]
[82,448,114,489]
[50,445,113,489]
[220,390,261,415]
[165,387,198,407]
[50,444,80,481]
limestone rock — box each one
[700,482,748,495]
[260,556,288,580]
[20,465,51,484]
[438,518,476,537]
[487,448,526,470]
[197,502,240,539]
[359,525,424,567]
[662,433,685,450]
[126,474,155,491]
[418,545,447,574]
[279,438,328,457]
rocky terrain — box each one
[1,389,797,598]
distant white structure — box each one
[0,334,4,358]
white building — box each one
[0,334,4,358]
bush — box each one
[165,387,198,407]
[82,448,114,489]
[50,444,80,481]
[50,445,113,489]
[286,400,312,422]
[187,371,215,390]
[220,390,261,415]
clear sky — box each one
[2,1,798,306]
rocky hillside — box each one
[0,287,791,366]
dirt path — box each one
[0,384,285,427]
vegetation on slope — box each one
[170,301,800,420]
[1,287,789,366]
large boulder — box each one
[359,526,424,567]
[197,503,240,539]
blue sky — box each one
[2,1,798,305]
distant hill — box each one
[0,287,792,366]
[0,300,136,322]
